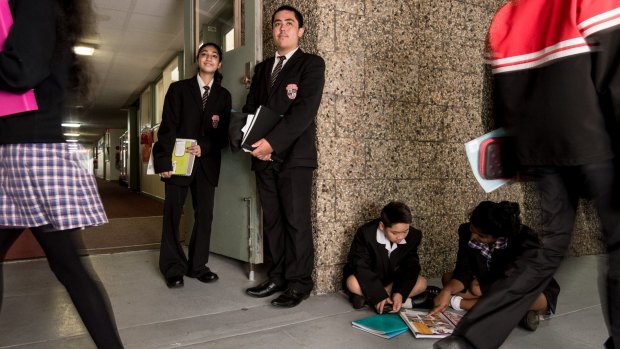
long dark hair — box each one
[469,201,521,238]
[55,0,95,99]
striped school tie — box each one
[202,86,210,110]
[270,56,286,88]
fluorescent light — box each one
[73,45,95,56]
[64,133,80,137]
[66,139,79,143]
[62,123,81,128]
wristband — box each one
[450,295,463,311]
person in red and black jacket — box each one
[436,1,620,349]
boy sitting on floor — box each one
[342,201,428,314]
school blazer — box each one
[451,223,542,292]
[342,219,422,306]
[242,49,325,171]
[153,77,231,187]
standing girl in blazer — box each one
[153,42,231,288]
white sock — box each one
[450,295,463,311]
[403,298,413,308]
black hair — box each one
[196,42,224,85]
[380,201,412,227]
[469,201,521,238]
[196,42,223,62]
[55,0,95,100]
[272,5,304,28]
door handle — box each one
[242,76,251,89]
[243,61,252,89]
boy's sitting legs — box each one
[345,275,368,309]
[345,275,428,311]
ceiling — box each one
[71,0,235,144]
[71,0,185,143]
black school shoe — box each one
[412,285,442,309]
[349,293,367,310]
[520,310,539,331]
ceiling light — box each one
[66,139,79,143]
[73,45,95,56]
[62,123,81,128]
[64,133,80,137]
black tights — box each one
[0,226,124,348]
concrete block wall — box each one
[262,0,605,294]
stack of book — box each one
[351,313,408,339]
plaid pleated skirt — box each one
[0,143,108,231]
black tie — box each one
[202,85,210,110]
[271,56,286,88]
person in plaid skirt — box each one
[429,201,560,332]
[0,0,123,347]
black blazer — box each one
[342,219,422,305]
[242,49,325,171]
[153,77,231,186]
[452,223,542,292]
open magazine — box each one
[399,309,464,339]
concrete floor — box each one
[0,251,610,348]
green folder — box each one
[351,313,408,339]
[171,138,196,176]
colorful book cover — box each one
[399,309,464,339]
[171,139,196,176]
[464,128,511,193]
[146,139,197,176]
[0,0,39,117]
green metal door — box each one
[187,0,263,277]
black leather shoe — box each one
[520,310,539,331]
[165,275,184,289]
[195,271,219,283]
[433,335,475,349]
[246,280,285,298]
[349,294,366,310]
[270,288,310,308]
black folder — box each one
[240,105,283,152]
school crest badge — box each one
[286,84,298,100]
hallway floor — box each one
[0,251,609,349]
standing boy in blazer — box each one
[243,5,325,307]
[153,43,231,288]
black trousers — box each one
[255,166,314,294]
[0,226,123,348]
[454,160,620,349]
[159,166,216,278]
